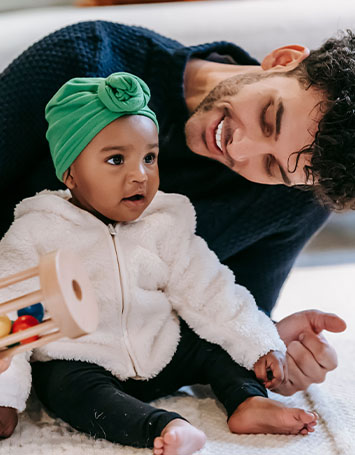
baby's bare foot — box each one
[228,396,317,435]
[153,419,206,455]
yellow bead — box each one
[0,315,12,338]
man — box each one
[0,21,350,435]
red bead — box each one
[12,315,39,344]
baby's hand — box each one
[253,350,287,389]
[0,357,11,374]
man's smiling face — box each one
[185,72,324,186]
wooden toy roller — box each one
[0,250,98,359]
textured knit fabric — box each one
[46,71,159,180]
[0,21,330,314]
[31,320,267,448]
[0,190,285,412]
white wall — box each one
[0,0,72,12]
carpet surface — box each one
[1,264,354,455]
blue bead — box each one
[18,303,44,322]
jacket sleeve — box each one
[162,197,286,370]
[0,217,41,411]
[0,353,32,412]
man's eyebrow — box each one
[278,161,292,186]
[275,100,284,141]
[265,155,292,185]
[274,101,292,185]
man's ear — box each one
[261,45,310,71]
[63,167,75,190]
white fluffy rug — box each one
[1,264,354,455]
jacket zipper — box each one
[108,223,139,377]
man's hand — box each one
[275,310,346,396]
[254,350,287,389]
[0,406,18,439]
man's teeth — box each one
[215,119,224,151]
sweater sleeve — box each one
[0,218,41,411]
[162,198,286,370]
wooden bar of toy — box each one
[0,250,98,359]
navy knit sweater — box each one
[0,21,329,314]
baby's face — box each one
[65,115,159,223]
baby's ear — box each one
[63,167,75,190]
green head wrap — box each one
[45,72,159,181]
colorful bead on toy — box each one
[18,302,44,322]
[0,315,12,338]
[12,315,39,344]
[0,250,98,360]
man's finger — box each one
[287,340,326,383]
[272,353,309,395]
[270,359,284,383]
[308,311,347,335]
[299,331,338,371]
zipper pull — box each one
[108,224,117,236]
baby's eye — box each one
[107,154,124,165]
[144,153,156,164]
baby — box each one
[0,72,317,454]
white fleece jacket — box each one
[0,190,285,411]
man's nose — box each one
[232,153,249,164]
[227,134,271,163]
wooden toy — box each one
[0,250,98,359]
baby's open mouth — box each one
[122,194,144,201]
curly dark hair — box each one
[287,30,355,211]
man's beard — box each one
[190,71,270,116]
[185,72,269,170]
[185,70,280,169]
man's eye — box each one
[144,153,156,164]
[262,102,273,137]
[107,154,124,165]
[264,123,273,137]
[265,154,274,177]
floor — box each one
[296,211,355,267]
[3,262,354,455]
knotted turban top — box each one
[45,72,159,181]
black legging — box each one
[32,320,267,448]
